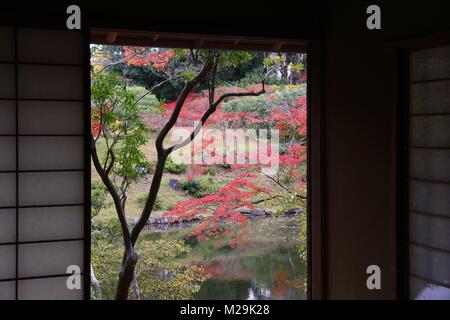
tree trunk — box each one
[115,251,138,300]
[90,264,101,300]
[131,270,141,300]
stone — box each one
[168,179,181,190]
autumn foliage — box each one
[162,85,307,246]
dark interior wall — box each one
[321,0,450,299]
[1,0,449,299]
[322,1,396,299]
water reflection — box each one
[145,216,307,300]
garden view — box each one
[90,45,308,300]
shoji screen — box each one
[408,45,450,299]
[0,27,87,300]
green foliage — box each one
[91,180,110,217]
[223,94,271,115]
[263,56,275,68]
[235,65,266,87]
[164,156,187,174]
[102,46,265,101]
[218,163,231,170]
[134,240,209,300]
[92,216,123,244]
[180,175,224,198]
[180,180,204,198]
[182,70,196,82]
[290,63,304,73]
[204,167,216,176]
[91,236,209,300]
[126,86,161,113]
[270,85,306,104]
[91,73,150,185]
[136,192,163,211]
[222,94,273,130]
[91,240,122,299]
[216,51,253,68]
[222,85,306,133]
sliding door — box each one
[408,44,450,299]
[0,27,88,300]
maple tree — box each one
[91,48,267,299]
[161,84,307,250]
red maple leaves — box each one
[158,86,307,246]
[123,46,175,70]
[164,174,268,246]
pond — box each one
[144,215,307,300]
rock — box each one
[251,209,267,216]
[237,208,251,215]
[286,208,303,215]
[168,179,181,190]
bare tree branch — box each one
[91,134,132,253]
[129,56,215,246]
[167,81,266,153]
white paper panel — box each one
[410,149,450,182]
[410,276,450,300]
[19,172,83,206]
[18,65,83,100]
[19,206,83,242]
[0,173,16,207]
[0,245,16,280]
[0,101,15,135]
[0,281,15,300]
[19,137,83,170]
[0,137,15,171]
[410,115,450,148]
[410,244,450,286]
[0,209,15,244]
[411,45,450,82]
[18,101,83,135]
[410,181,450,217]
[410,213,450,252]
[411,80,450,114]
[0,64,15,99]
[18,276,83,300]
[18,29,82,65]
[0,27,15,62]
[18,240,83,278]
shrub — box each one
[91,238,209,300]
[218,163,231,170]
[137,193,163,210]
[204,167,216,176]
[126,86,161,113]
[180,176,224,198]
[92,217,122,244]
[180,180,204,198]
[91,180,111,217]
[164,157,187,174]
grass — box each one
[126,86,161,113]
